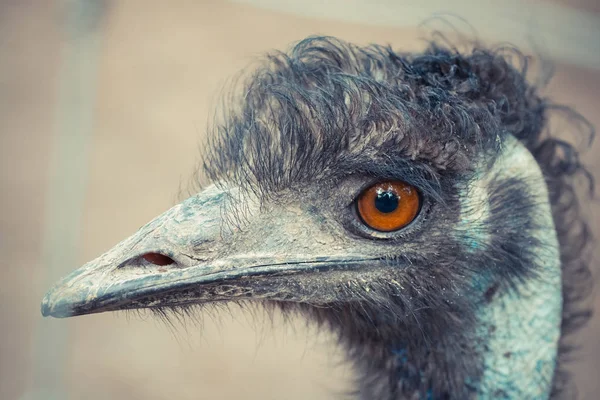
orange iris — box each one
[357,181,420,232]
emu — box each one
[41,37,592,399]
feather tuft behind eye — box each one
[357,181,420,232]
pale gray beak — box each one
[41,185,376,318]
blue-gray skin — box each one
[464,137,561,398]
[41,37,590,399]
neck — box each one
[351,267,561,399]
[473,135,563,399]
[346,255,561,399]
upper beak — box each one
[41,185,372,318]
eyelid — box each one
[349,176,422,200]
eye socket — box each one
[357,181,420,232]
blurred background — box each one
[1,1,598,399]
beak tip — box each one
[41,288,77,318]
[40,289,53,317]
[40,298,50,317]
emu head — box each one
[42,37,590,399]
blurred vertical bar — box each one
[24,1,105,399]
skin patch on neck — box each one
[475,136,562,399]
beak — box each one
[41,185,373,318]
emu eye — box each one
[357,181,420,232]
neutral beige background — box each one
[1,1,598,399]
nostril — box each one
[142,252,175,266]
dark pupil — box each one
[374,191,399,213]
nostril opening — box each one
[142,252,175,266]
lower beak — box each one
[41,255,371,318]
